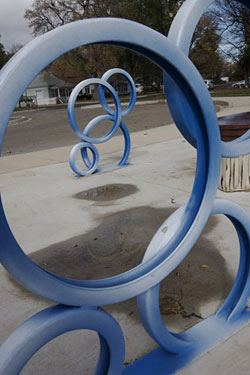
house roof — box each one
[28,72,74,89]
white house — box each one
[24,72,74,105]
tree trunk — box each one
[244,66,249,87]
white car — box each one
[232,80,247,88]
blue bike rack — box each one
[0,0,250,373]
[68,68,135,176]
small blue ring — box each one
[67,78,122,144]
[69,142,99,176]
[98,68,137,117]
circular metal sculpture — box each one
[68,68,135,176]
[165,0,250,158]
[0,305,125,374]
[0,0,250,373]
[0,18,221,308]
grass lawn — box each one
[211,88,250,97]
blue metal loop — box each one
[67,71,133,175]
[98,68,137,117]
[83,114,114,138]
[67,78,122,144]
[0,11,250,373]
[0,18,221,306]
[81,120,131,169]
[166,0,250,158]
[137,198,250,353]
[0,305,125,375]
[69,142,99,176]
[117,121,131,166]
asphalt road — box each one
[2,102,175,156]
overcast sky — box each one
[0,0,34,51]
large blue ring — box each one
[0,305,125,374]
[165,0,250,157]
[137,198,250,354]
[0,18,220,306]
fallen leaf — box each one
[200,264,209,268]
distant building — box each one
[109,76,130,95]
[24,72,74,105]
[21,71,132,106]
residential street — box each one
[3,102,174,156]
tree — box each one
[24,0,182,36]
[0,35,7,69]
[116,0,183,90]
[125,0,182,36]
[24,0,183,89]
[212,0,250,86]
[189,13,224,81]
[24,1,124,82]
[24,0,127,35]
[6,44,23,60]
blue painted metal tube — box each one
[68,78,122,144]
[137,285,194,355]
[81,120,130,169]
[137,198,250,355]
[69,142,99,176]
[68,68,135,176]
[1,9,250,373]
[166,0,250,157]
[0,18,221,307]
[0,305,125,375]
[98,68,137,117]
[211,199,250,321]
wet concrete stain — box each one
[24,206,235,328]
[30,206,169,280]
[159,295,186,316]
[5,205,236,336]
[73,184,138,202]
[158,239,233,319]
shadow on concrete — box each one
[7,206,236,332]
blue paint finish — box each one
[68,68,135,176]
[166,0,250,157]
[0,305,125,375]
[0,3,250,373]
[123,312,250,374]
[80,118,131,173]
[98,68,136,117]
[68,78,122,144]
[69,142,99,176]
[137,198,250,358]
[0,18,221,308]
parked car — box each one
[204,79,215,90]
[77,92,93,100]
[18,95,37,108]
[232,80,249,88]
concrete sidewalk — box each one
[0,97,250,374]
